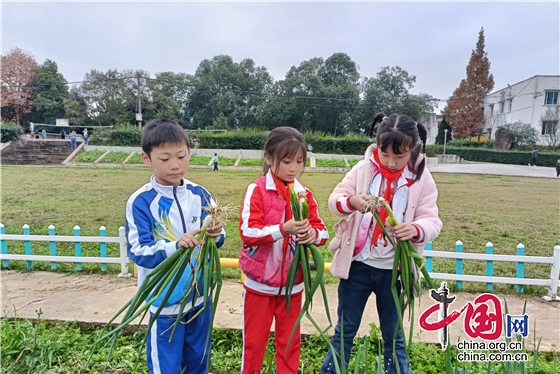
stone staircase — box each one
[0,139,81,166]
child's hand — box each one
[283,218,310,236]
[296,226,317,245]
[178,230,203,249]
[393,223,418,241]
[349,194,371,213]
[205,218,224,238]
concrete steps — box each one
[0,139,81,166]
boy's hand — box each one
[393,223,418,241]
[205,218,224,238]
[179,230,203,249]
[282,218,310,236]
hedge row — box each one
[436,146,560,166]
[86,128,559,164]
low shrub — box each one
[98,151,130,164]
[0,121,23,142]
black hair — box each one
[262,126,307,176]
[370,112,428,182]
[141,118,190,157]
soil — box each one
[2,270,559,350]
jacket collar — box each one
[265,170,306,193]
[150,174,187,198]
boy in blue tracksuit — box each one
[125,118,225,374]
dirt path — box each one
[2,270,559,350]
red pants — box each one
[241,287,302,374]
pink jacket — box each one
[328,144,443,279]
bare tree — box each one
[1,47,39,125]
[541,106,560,149]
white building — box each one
[483,75,560,146]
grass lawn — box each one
[1,166,559,294]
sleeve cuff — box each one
[410,224,423,243]
[336,195,356,214]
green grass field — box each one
[1,166,559,294]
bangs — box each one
[378,131,416,154]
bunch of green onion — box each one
[91,206,227,371]
[284,185,331,351]
[363,196,435,364]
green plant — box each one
[189,156,212,165]
[238,158,263,166]
[0,121,23,142]
[74,150,105,163]
[316,158,347,168]
[98,151,130,164]
[126,153,144,164]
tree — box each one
[77,69,147,126]
[435,116,452,145]
[360,66,438,129]
[541,106,560,149]
[501,121,539,148]
[443,28,494,138]
[147,72,192,125]
[28,59,69,124]
[184,55,273,130]
[1,47,39,125]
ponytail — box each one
[416,122,427,154]
[369,112,385,139]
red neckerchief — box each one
[372,148,405,243]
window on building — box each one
[488,104,494,116]
[500,101,505,113]
[545,91,559,105]
[542,120,558,135]
[508,99,513,112]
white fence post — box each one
[117,226,131,278]
[543,245,560,301]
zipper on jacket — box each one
[173,186,187,233]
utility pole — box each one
[136,72,142,129]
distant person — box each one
[556,159,560,177]
[30,122,34,133]
[83,128,89,145]
[60,130,66,139]
[126,118,225,374]
[42,129,47,139]
[212,153,219,171]
[531,148,538,166]
[34,129,40,139]
[195,137,200,149]
[70,130,77,149]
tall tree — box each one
[443,28,494,138]
[77,69,148,126]
[1,47,39,125]
[147,72,192,125]
[28,59,69,124]
[435,116,452,144]
[359,66,438,129]
[185,55,273,130]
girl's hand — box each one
[297,226,317,245]
[283,218,310,236]
[205,218,224,238]
[393,223,418,241]
[349,195,371,213]
[179,229,203,249]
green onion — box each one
[284,185,331,354]
[91,205,229,372]
[364,196,435,365]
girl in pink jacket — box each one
[321,113,443,374]
[239,126,328,374]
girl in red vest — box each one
[239,127,328,373]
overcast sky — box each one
[2,1,559,113]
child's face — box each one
[378,145,412,171]
[266,149,304,183]
[142,142,190,186]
